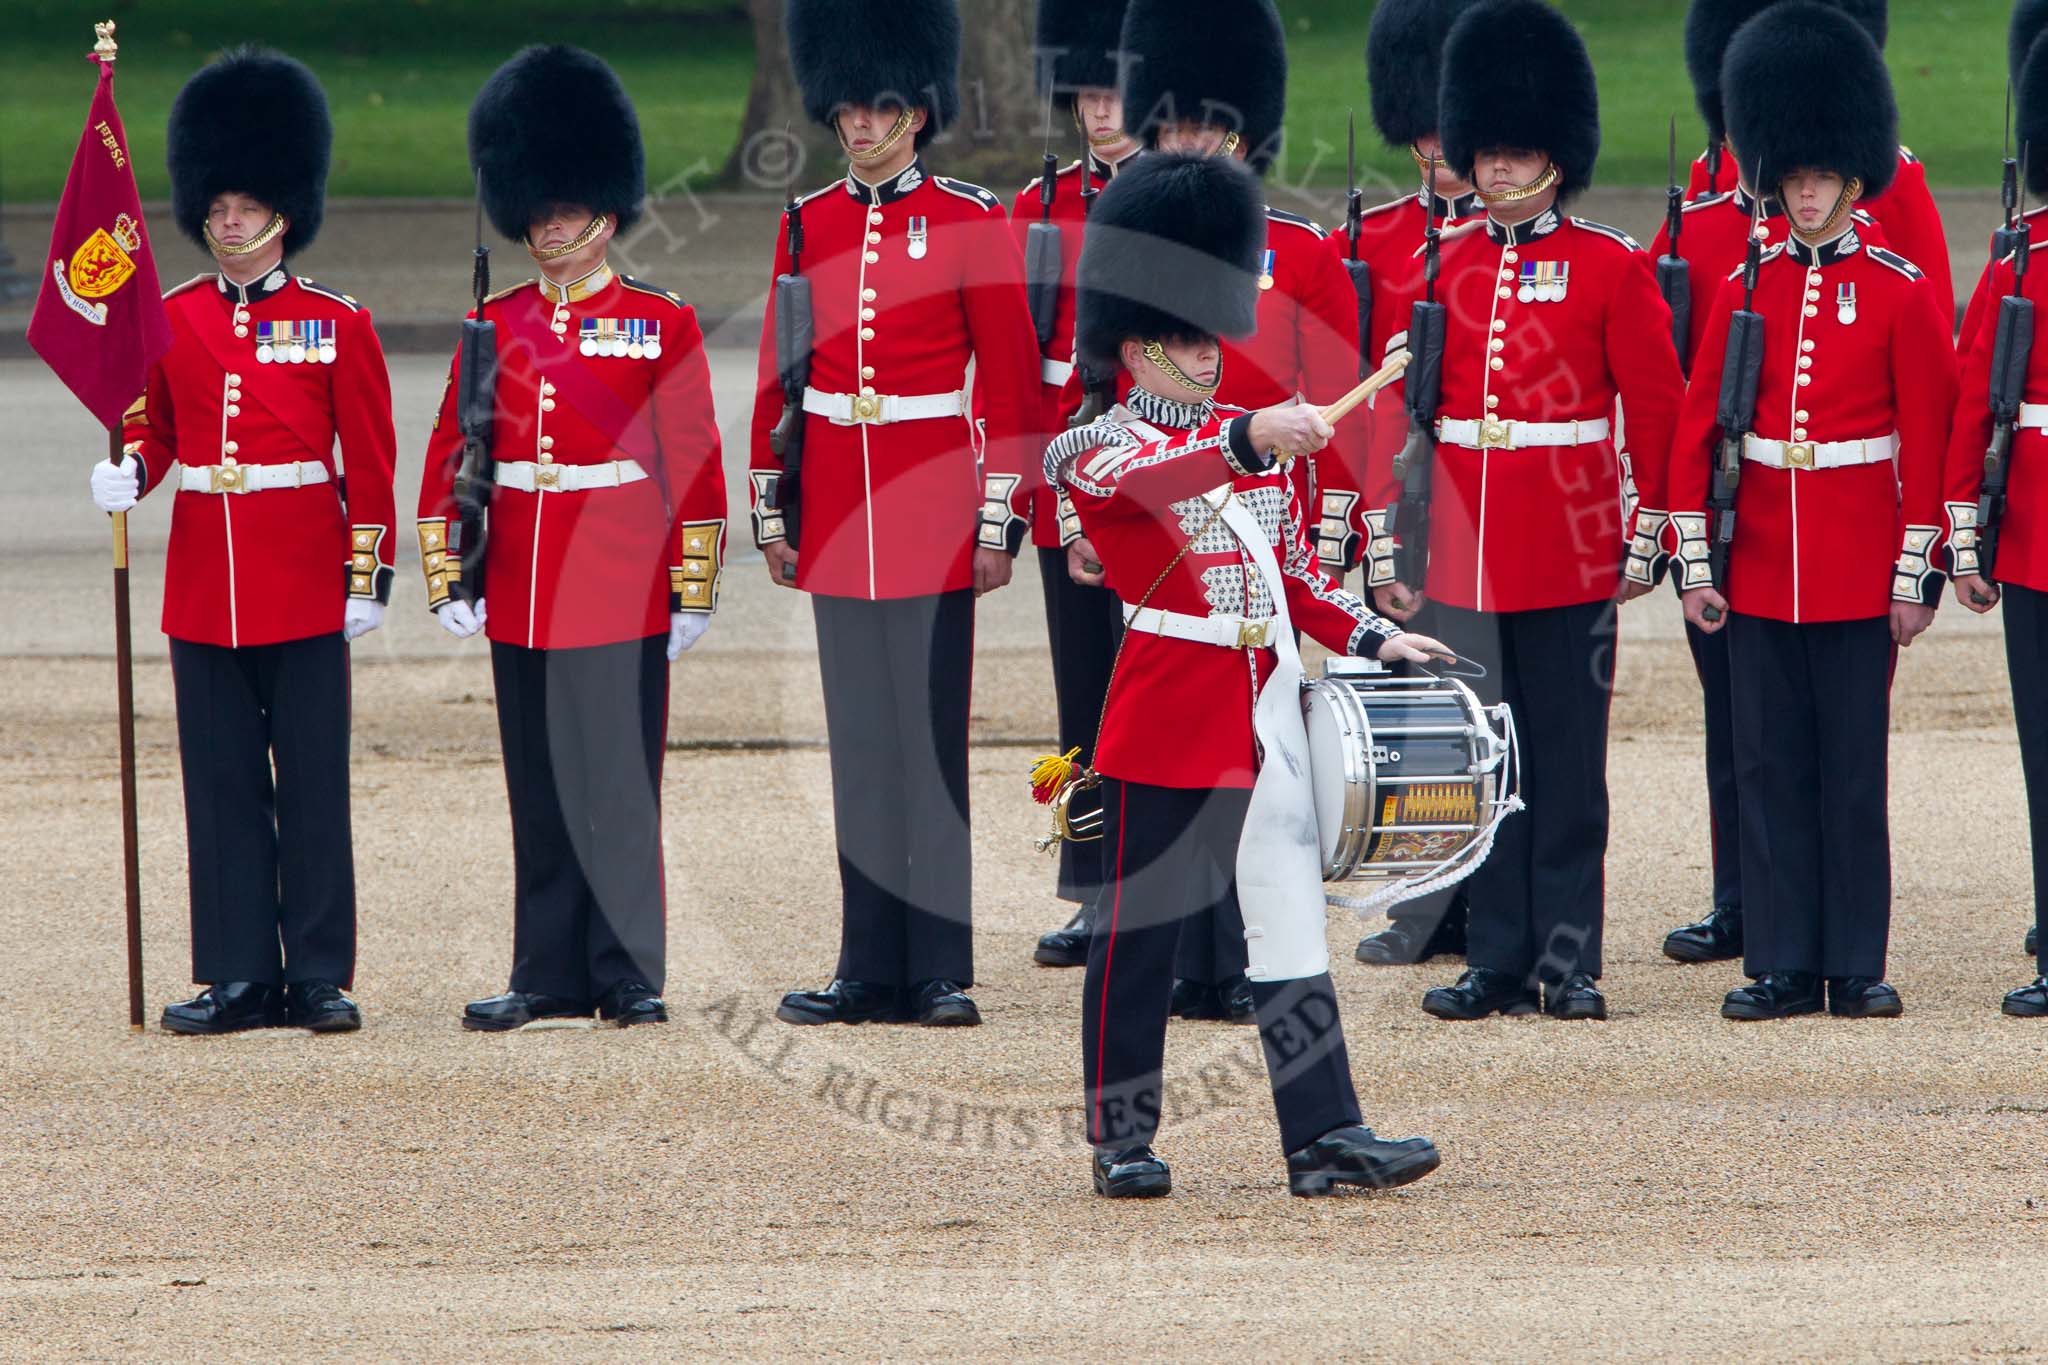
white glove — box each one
[343,599,384,642]
[437,597,486,639]
[667,612,709,660]
[91,455,139,513]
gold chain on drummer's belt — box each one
[528,213,611,262]
[204,213,287,257]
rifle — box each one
[1024,88,1062,348]
[1995,81,2021,263]
[767,136,814,550]
[1069,138,1117,430]
[1385,156,1447,591]
[448,171,498,605]
[1979,142,2036,590]
[1703,170,1768,623]
[1656,116,1693,374]
[1342,111,1373,380]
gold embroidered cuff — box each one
[347,524,392,604]
[1893,525,1943,606]
[1945,501,1981,578]
[1670,512,1714,592]
[673,519,725,613]
[418,518,457,609]
[977,473,1027,555]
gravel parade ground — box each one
[5,353,2048,1360]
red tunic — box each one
[1946,247,2048,596]
[1667,226,1959,621]
[747,159,1041,599]
[416,265,728,650]
[1050,387,1398,790]
[1957,204,2048,359]
[123,270,398,648]
[1688,147,1955,328]
[1368,209,1685,613]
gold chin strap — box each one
[204,213,286,258]
[527,213,610,262]
[1072,102,1128,148]
[839,107,917,163]
[1814,178,1862,239]
[1212,130,1242,160]
[1476,161,1560,205]
[1142,340,1221,399]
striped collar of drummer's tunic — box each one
[1124,385,1212,431]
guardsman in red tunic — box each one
[417,47,727,1032]
[1009,0,1139,970]
[1682,0,1954,328]
[1673,5,1957,1020]
[1119,0,1372,1024]
[1958,2,2048,413]
[92,50,395,1034]
[755,0,1041,1029]
[1368,0,1683,1022]
[1344,0,1485,970]
[1047,150,1447,1199]
[1948,28,2048,1013]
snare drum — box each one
[1301,658,1514,882]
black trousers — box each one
[1084,779,1363,1156]
[169,633,355,987]
[812,590,975,987]
[1382,597,1473,940]
[1427,600,1615,983]
[2006,584,2048,977]
[491,635,669,1000]
[1037,546,1123,907]
[1684,614,1744,914]
[1727,613,1893,979]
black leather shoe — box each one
[285,980,361,1032]
[1421,968,1539,1020]
[2002,977,2048,1016]
[1034,908,1091,967]
[1720,971,1824,1020]
[1662,906,1744,964]
[161,982,286,1035]
[911,979,981,1027]
[776,979,905,1026]
[1355,915,1465,966]
[1169,978,1224,1020]
[1543,973,1608,1021]
[1092,1145,1172,1198]
[597,982,668,1027]
[1221,974,1257,1026]
[1286,1125,1442,1197]
[1827,977,1902,1018]
[2028,925,2039,958]
[462,990,591,1032]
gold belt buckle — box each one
[1785,442,1816,469]
[1477,416,1513,449]
[209,465,242,493]
[1237,619,1271,649]
[851,394,882,423]
[535,464,562,489]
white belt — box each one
[1436,416,1612,450]
[178,460,328,494]
[1741,432,1897,470]
[2018,402,2048,431]
[494,458,648,492]
[1123,602,1277,649]
[1041,358,1075,387]
[802,387,967,426]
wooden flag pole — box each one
[108,427,144,1031]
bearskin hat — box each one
[2015,18,2048,192]
[1119,0,1288,175]
[166,47,331,255]
[1686,0,1887,144]
[1037,0,1130,106]
[2014,0,2048,82]
[1723,1,1898,197]
[1074,152,1263,369]
[469,46,645,242]
[1367,0,1487,150]
[1439,1,1599,200]
[787,0,961,148]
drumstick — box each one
[1319,350,1412,426]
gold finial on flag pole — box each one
[94,20,118,61]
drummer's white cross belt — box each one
[1122,602,1277,649]
[1741,432,1897,470]
[803,387,967,426]
[1436,416,1612,449]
